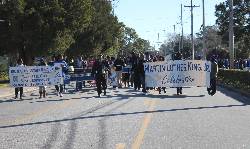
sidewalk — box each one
[0,85,37,98]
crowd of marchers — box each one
[13,51,218,99]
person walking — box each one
[174,52,183,95]
[133,53,147,93]
[38,58,47,98]
[157,56,166,94]
[14,58,24,99]
[54,54,68,97]
[92,55,109,97]
[129,52,138,88]
[207,56,218,96]
[113,56,125,88]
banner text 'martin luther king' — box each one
[144,60,211,87]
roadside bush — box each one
[0,71,9,81]
[218,69,250,92]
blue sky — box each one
[114,0,225,49]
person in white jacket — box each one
[14,58,24,99]
[53,54,68,97]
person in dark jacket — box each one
[129,52,138,87]
[157,56,166,94]
[92,55,109,97]
[207,56,218,96]
[133,53,147,93]
[114,57,125,88]
[174,52,183,95]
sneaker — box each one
[57,92,59,96]
[59,93,63,97]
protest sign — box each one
[9,66,63,87]
[144,60,211,87]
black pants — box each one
[207,78,216,96]
[55,84,63,93]
[158,87,166,94]
[15,87,23,98]
[134,73,141,90]
[96,74,107,95]
[177,87,182,95]
[134,73,146,92]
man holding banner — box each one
[14,58,24,99]
[174,52,183,95]
[53,54,68,97]
[38,58,47,98]
[207,56,218,96]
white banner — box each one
[144,60,211,87]
[9,66,63,87]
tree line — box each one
[0,0,151,65]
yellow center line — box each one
[131,100,157,149]
[115,143,125,149]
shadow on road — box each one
[0,103,248,129]
[112,92,205,100]
[0,98,34,103]
[0,87,205,104]
[217,86,250,105]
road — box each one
[0,84,250,149]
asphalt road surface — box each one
[0,84,250,149]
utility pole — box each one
[173,25,176,53]
[229,0,234,69]
[181,4,184,51]
[202,0,206,60]
[185,0,199,60]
